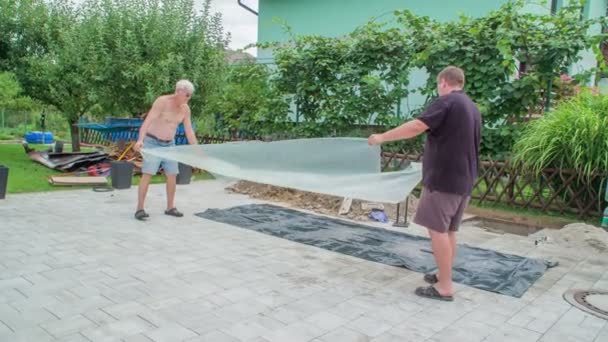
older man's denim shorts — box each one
[141,135,179,175]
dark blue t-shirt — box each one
[416,90,481,196]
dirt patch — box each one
[464,205,576,229]
[541,223,608,253]
[226,180,419,224]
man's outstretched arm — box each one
[368,119,428,145]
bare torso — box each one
[146,95,188,141]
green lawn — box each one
[0,143,212,194]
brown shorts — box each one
[413,187,470,233]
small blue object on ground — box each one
[369,209,389,223]
[24,131,54,144]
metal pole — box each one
[545,76,553,113]
[393,196,410,228]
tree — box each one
[0,0,49,71]
[26,0,230,151]
[86,0,229,117]
[26,1,101,151]
[206,61,290,138]
[0,0,71,87]
[0,72,39,112]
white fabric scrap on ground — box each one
[142,137,422,203]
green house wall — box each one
[252,0,607,118]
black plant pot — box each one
[0,165,8,199]
[110,161,134,189]
[176,163,192,185]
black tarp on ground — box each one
[196,204,557,298]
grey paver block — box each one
[0,277,32,291]
[158,299,218,322]
[0,288,26,303]
[84,309,118,326]
[370,331,415,342]
[0,304,58,331]
[318,327,370,342]
[56,333,94,342]
[526,315,562,334]
[263,321,327,342]
[366,303,421,325]
[430,318,495,341]
[0,326,55,342]
[304,311,348,332]
[247,338,271,342]
[46,295,114,318]
[507,311,536,328]
[179,312,232,336]
[254,291,296,308]
[265,305,312,325]
[217,287,258,303]
[214,299,271,321]
[9,293,61,313]
[539,308,606,342]
[187,330,239,342]
[462,308,510,327]
[139,296,183,311]
[346,315,394,337]
[81,316,155,342]
[135,309,172,328]
[482,324,542,342]
[40,314,96,338]
[580,314,607,331]
[0,320,11,334]
[144,322,198,342]
[101,301,149,320]
[121,333,155,342]
[386,323,439,341]
[594,324,608,342]
[326,299,371,321]
[219,314,285,341]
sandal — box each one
[135,209,149,221]
[424,273,439,284]
[415,285,454,302]
[164,207,184,217]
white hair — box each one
[175,79,194,94]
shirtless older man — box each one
[133,80,198,220]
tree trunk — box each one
[70,120,81,152]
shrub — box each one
[511,89,608,178]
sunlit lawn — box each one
[0,143,212,193]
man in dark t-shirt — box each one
[368,66,481,301]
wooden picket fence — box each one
[381,151,607,218]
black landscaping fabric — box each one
[196,204,556,298]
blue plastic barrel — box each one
[25,131,54,144]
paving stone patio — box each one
[1,179,607,342]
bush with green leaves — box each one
[254,0,606,156]
[512,89,608,178]
[206,61,290,138]
[259,19,414,138]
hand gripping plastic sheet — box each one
[142,137,422,203]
